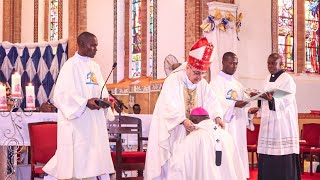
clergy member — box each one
[145,37,233,180]
[255,53,300,180]
[167,107,246,179]
[210,52,254,178]
[43,32,115,180]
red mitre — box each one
[188,37,214,71]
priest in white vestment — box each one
[210,52,254,178]
[253,53,300,180]
[145,38,245,180]
[43,32,115,180]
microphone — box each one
[95,62,117,107]
[108,91,128,109]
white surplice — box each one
[210,71,249,178]
[145,67,229,180]
[43,53,115,179]
[168,120,246,180]
[258,72,299,155]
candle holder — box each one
[0,96,35,178]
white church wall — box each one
[87,0,115,83]
[156,0,185,79]
[0,0,3,42]
[236,0,320,112]
[21,0,35,43]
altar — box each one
[0,112,153,179]
[0,113,57,147]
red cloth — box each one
[111,151,146,164]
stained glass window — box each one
[305,0,319,73]
[49,0,59,41]
[131,0,142,78]
[278,0,294,72]
[149,0,154,76]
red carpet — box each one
[248,168,320,180]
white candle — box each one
[0,84,7,109]
[26,83,35,108]
[11,72,21,97]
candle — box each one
[11,72,21,97]
[26,83,35,109]
[0,84,7,109]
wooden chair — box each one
[247,124,260,170]
[108,116,146,180]
[300,123,320,175]
[28,122,57,180]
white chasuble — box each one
[145,68,240,180]
[210,71,249,178]
[43,53,115,179]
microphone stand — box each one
[95,63,117,107]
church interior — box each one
[0,0,320,179]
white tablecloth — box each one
[0,112,57,146]
[0,112,152,146]
[119,114,152,146]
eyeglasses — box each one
[188,65,207,77]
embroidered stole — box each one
[184,87,197,119]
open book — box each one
[244,88,292,102]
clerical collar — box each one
[75,52,90,62]
[269,69,285,82]
[184,71,198,90]
[219,71,234,81]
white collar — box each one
[75,52,90,62]
[219,71,234,81]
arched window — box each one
[305,0,319,73]
[149,0,154,76]
[273,0,320,74]
[131,0,142,78]
[49,0,59,41]
[278,0,294,72]
[34,0,63,42]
